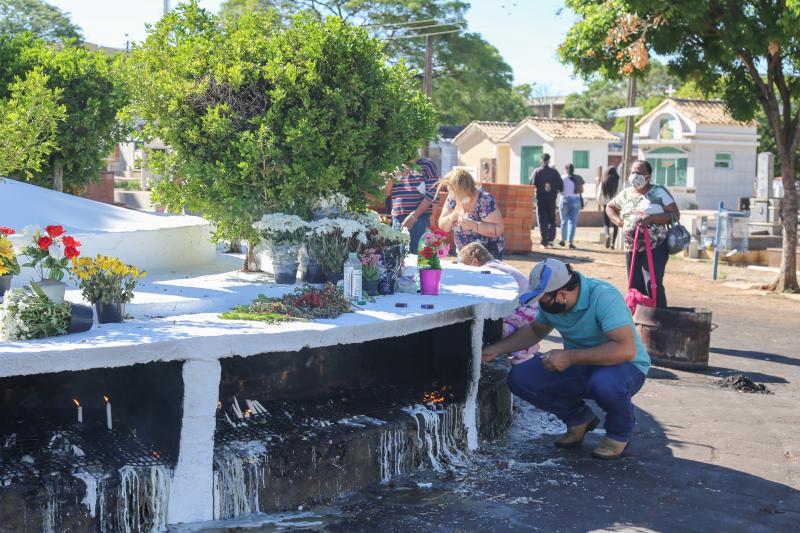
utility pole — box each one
[423,35,433,98]
[620,75,637,183]
[163,0,170,16]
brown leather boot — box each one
[591,437,628,459]
[554,416,599,448]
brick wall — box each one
[430,183,534,255]
[84,171,115,204]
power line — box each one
[383,28,464,41]
[362,18,438,29]
[377,20,466,33]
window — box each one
[646,157,687,187]
[715,152,733,169]
[658,118,678,139]
[572,150,589,169]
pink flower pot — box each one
[419,268,442,295]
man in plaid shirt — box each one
[387,157,440,250]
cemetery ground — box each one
[204,241,800,533]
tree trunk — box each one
[244,241,259,272]
[227,239,242,253]
[775,157,798,292]
[52,159,63,192]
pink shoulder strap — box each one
[628,225,658,296]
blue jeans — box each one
[507,355,646,442]
[392,212,431,252]
[559,196,581,243]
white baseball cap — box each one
[519,258,573,305]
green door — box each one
[520,146,543,184]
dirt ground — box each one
[206,241,800,533]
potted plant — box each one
[0,287,78,340]
[359,212,410,295]
[417,227,450,296]
[70,255,145,323]
[360,248,381,296]
[0,227,20,299]
[19,225,81,303]
[252,213,308,284]
[307,217,368,283]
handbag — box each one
[666,217,691,255]
[625,224,657,315]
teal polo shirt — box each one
[535,273,650,375]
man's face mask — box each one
[539,291,567,314]
[629,173,648,189]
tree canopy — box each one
[0,0,81,42]
[0,35,127,192]
[219,0,530,125]
[126,2,436,257]
[560,0,800,292]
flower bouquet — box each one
[417,227,450,295]
[0,287,71,340]
[71,255,146,323]
[359,248,381,296]
[19,225,81,303]
[252,213,308,284]
[306,217,368,283]
[0,227,20,298]
[356,211,410,295]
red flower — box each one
[62,236,81,248]
[64,246,80,259]
[46,225,64,237]
[421,246,434,259]
[0,226,14,236]
[37,236,53,250]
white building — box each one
[502,117,617,189]
[635,98,758,209]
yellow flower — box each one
[0,264,8,275]
[0,237,14,261]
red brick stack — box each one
[481,183,534,254]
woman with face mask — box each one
[437,168,506,259]
[605,160,680,307]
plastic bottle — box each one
[343,252,362,302]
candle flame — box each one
[103,395,109,402]
[73,399,80,407]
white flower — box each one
[48,242,65,260]
[20,225,40,240]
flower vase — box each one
[298,242,325,283]
[95,302,125,324]
[68,303,94,334]
[325,270,343,284]
[33,279,66,304]
[378,244,406,295]
[419,268,442,296]
[264,241,301,284]
[0,275,11,299]
[363,279,379,296]
[272,258,299,284]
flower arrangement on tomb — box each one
[252,213,308,262]
[221,283,352,323]
[417,227,450,271]
[0,227,20,277]
[359,248,381,281]
[70,255,146,304]
[19,225,81,281]
[306,217,368,276]
[0,287,71,340]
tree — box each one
[126,2,436,268]
[0,35,127,192]
[219,0,530,124]
[0,68,65,178]
[0,0,82,42]
[560,1,800,292]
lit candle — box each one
[104,395,112,431]
[73,399,82,423]
[244,409,252,419]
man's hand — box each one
[541,349,573,372]
[402,214,416,230]
[482,344,501,364]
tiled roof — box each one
[471,121,518,142]
[639,98,756,127]
[504,117,618,141]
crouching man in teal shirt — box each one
[482,258,650,459]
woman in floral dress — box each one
[437,168,505,259]
[606,160,680,308]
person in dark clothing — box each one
[531,153,563,248]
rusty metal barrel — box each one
[633,307,714,370]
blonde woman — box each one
[437,169,505,258]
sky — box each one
[48,0,586,96]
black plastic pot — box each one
[68,303,94,334]
[364,279,379,296]
[95,302,125,324]
[0,275,11,299]
[325,271,343,284]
